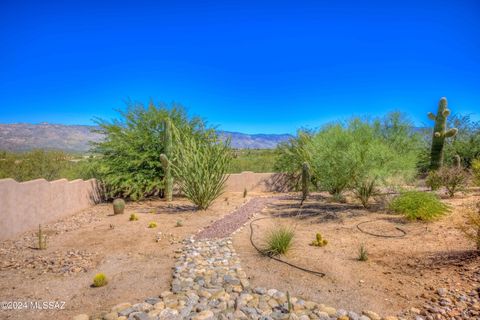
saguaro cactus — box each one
[160,118,173,201]
[301,162,310,205]
[428,97,458,170]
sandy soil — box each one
[233,192,480,316]
[0,193,248,320]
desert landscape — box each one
[1,1,479,320]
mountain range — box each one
[0,123,293,152]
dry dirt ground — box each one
[233,191,480,316]
[0,192,248,320]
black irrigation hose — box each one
[249,216,326,278]
[356,219,407,238]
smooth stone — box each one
[111,303,132,313]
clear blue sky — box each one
[0,0,479,134]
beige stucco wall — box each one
[0,172,289,241]
[0,178,100,240]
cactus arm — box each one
[445,128,458,138]
[427,112,436,120]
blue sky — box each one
[0,0,479,134]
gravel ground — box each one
[195,196,289,240]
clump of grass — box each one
[358,244,368,261]
[129,213,139,221]
[175,220,183,227]
[92,273,108,287]
[148,221,158,228]
[263,225,294,256]
[389,191,449,221]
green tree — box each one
[92,101,206,200]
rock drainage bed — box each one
[76,237,393,320]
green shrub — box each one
[263,225,294,256]
[92,273,108,287]
[92,101,209,200]
[229,149,277,173]
[129,213,138,221]
[389,191,449,221]
[175,220,183,227]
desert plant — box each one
[310,232,328,247]
[428,97,458,170]
[310,117,418,200]
[92,273,108,287]
[443,113,480,169]
[92,101,208,200]
[389,191,450,221]
[263,225,294,256]
[438,166,469,197]
[171,128,231,210]
[148,221,157,228]
[112,198,125,214]
[37,224,47,250]
[129,213,138,221]
[160,118,174,201]
[473,158,480,186]
[353,178,378,208]
[274,130,314,189]
[425,170,442,191]
[358,244,368,261]
[175,220,183,227]
[301,162,310,205]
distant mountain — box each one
[0,123,293,152]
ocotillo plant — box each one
[160,118,173,201]
[301,162,310,205]
[428,97,458,170]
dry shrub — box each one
[437,166,469,197]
